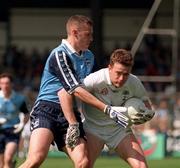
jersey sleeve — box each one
[83,74,94,91]
[83,70,101,92]
[49,50,81,94]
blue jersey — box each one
[36,39,94,104]
[0,90,28,129]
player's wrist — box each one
[69,122,79,127]
[103,105,111,114]
[68,118,79,125]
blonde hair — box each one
[66,15,93,35]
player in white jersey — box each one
[82,49,154,168]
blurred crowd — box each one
[0,36,178,93]
[1,45,50,92]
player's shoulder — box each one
[85,49,94,56]
[88,68,107,79]
[84,68,108,83]
[46,46,66,66]
[50,45,64,56]
[128,73,141,83]
[12,91,26,101]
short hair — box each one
[0,72,14,82]
[109,49,134,67]
[66,15,93,34]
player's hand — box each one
[138,106,155,121]
[65,123,80,148]
[0,117,7,125]
[13,113,25,134]
[127,105,155,125]
[13,122,24,133]
[104,105,130,128]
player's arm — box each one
[74,86,105,111]
[49,51,80,125]
[143,99,152,109]
[131,77,155,122]
[13,101,29,134]
[19,101,30,123]
[73,86,129,127]
[58,88,77,125]
[58,83,129,129]
[51,51,129,142]
[49,51,86,148]
[58,89,81,148]
[50,51,105,120]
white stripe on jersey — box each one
[55,51,79,90]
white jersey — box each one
[83,68,149,127]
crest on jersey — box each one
[100,88,108,95]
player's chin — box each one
[81,47,88,51]
[84,43,91,49]
[114,83,123,88]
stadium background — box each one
[0,0,180,167]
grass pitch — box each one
[16,156,180,168]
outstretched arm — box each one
[73,86,105,111]
[58,86,129,128]
[58,89,78,125]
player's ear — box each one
[108,64,113,70]
[72,29,78,39]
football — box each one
[124,97,146,120]
[124,97,145,110]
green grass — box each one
[16,156,180,168]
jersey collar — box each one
[0,90,15,100]
[62,39,76,55]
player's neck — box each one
[66,38,81,54]
[3,90,12,99]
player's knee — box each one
[22,154,45,168]
[74,156,90,168]
[130,160,148,168]
[32,154,46,166]
[4,155,13,166]
[0,161,4,168]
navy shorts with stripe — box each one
[0,128,20,153]
[30,100,85,150]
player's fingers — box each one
[117,119,128,128]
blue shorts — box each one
[30,100,85,150]
[0,128,20,153]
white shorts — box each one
[83,120,132,149]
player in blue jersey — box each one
[0,73,29,168]
[19,14,95,168]
[19,15,136,168]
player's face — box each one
[109,62,131,88]
[75,23,93,51]
[0,77,12,94]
